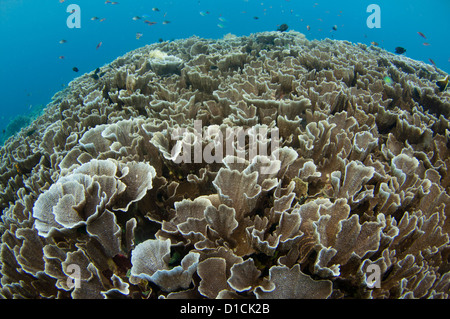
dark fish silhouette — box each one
[395,47,406,54]
[277,23,288,32]
[429,58,436,67]
[72,67,79,72]
[26,129,36,137]
[417,32,426,39]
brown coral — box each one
[1,31,450,299]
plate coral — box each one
[1,31,450,299]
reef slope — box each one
[1,31,449,299]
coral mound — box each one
[1,31,450,299]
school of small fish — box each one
[55,0,447,89]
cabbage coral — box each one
[0,31,449,299]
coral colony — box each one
[169,119,280,172]
[1,31,450,299]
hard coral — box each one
[1,31,450,299]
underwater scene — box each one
[0,0,449,301]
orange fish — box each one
[100,18,106,22]
[96,42,102,50]
[371,41,379,46]
[423,42,431,46]
[306,25,310,31]
[59,0,66,2]
[417,32,426,39]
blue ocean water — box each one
[0,0,449,142]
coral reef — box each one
[1,104,46,146]
[1,31,450,299]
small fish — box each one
[218,17,226,22]
[99,18,106,22]
[306,25,311,31]
[59,39,67,44]
[429,58,436,67]
[217,23,225,28]
[59,56,65,59]
[105,0,111,3]
[132,16,141,20]
[371,41,379,46]
[253,16,259,20]
[436,75,449,92]
[152,7,160,12]
[136,32,143,39]
[383,76,393,85]
[111,1,119,4]
[332,25,337,31]
[144,20,157,25]
[199,11,210,16]
[162,20,171,24]
[277,23,289,32]
[59,0,66,3]
[395,47,406,54]
[417,32,426,39]
[26,129,36,137]
[91,17,100,21]
[72,67,79,72]
[423,42,431,46]
[96,41,102,50]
